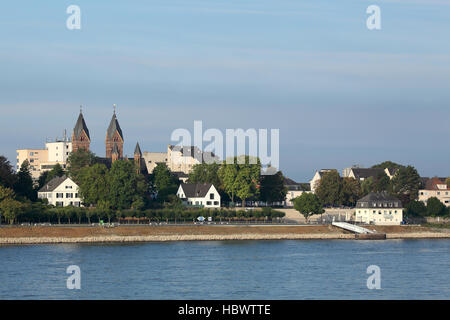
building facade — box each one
[38,175,82,207]
[419,177,450,207]
[355,192,403,225]
[16,139,72,180]
[177,183,221,208]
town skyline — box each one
[6,106,449,182]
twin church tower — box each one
[71,107,142,165]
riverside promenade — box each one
[1,225,450,244]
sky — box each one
[0,0,449,182]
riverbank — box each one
[1,225,450,244]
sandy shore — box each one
[0,225,449,244]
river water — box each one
[0,239,449,299]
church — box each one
[71,107,147,174]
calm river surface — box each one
[1,239,449,299]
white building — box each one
[355,192,403,225]
[37,175,82,207]
[17,137,72,180]
[419,177,450,207]
[176,183,221,208]
[283,177,311,207]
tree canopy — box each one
[150,163,179,203]
[315,170,342,206]
[219,156,261,207]
[371,161,405,170]
[0,156,16,188]
[391,165,421,205]
[67,149,97,182]
[259,171,287,205]
[293,192,324,222]
[14,160,35,201]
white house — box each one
[177,183,221,208]
[355,191,403,225]
[283,177,311,207]
[38,175,82,207]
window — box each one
[56,193,63,198]
[66,193,73,198]
[65,186,72,189]
[214,201,219,205]
[206,201,212,205]
[75,193,78,198]
[56,202,64,207]
[210,193,214,200]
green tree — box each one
[0,198,24,224]
[222,156,261,207]
[373,172,391,193]
[108,160,147,209]
[372,161,405,170]
[340,177,361,207]
[0,156,16,188]
[14,160,35,200]
[47,163,65,181]
[361,177,374,196]
[218,162,239,204]
[446,177,450,188]
[293,193,324,223]
[64,206,76,224]
[77,163,109,206]
[406,200,427,217]
[150,163,179,203]
[391,166,421,205]
[67,149,96,182]
[426,197,446,217]
[0,185,15,201]
[259,171,287,205]
[315,170,341,206]
[188,162,221,187]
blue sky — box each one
[1,0,449,182]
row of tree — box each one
[5,205,285,225]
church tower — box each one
[134,142,143,173]
[105,106,124,159]
[72,108,91,152]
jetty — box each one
[331,222,386,240]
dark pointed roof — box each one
[179,183,214,198]
[107,112,123,140]
[134,142,142,156]
[73,112,90,140]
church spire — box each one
[105,106,124,159]
[72,108,90,152]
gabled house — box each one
[177,183,221,208]
[38,175,82,207]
